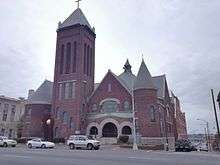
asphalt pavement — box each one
[0,145,220,165]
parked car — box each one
[67,135,100,150]
[27,138,55,149]
[175,139,196,152]
[197,143,208,152]
[0,136,17,147]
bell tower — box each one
[52,6,96,138]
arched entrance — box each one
[90,126,98,135]
[122,126,132,135]
[102,122,118,137]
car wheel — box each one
[94,146,100,150]
[12,145,16,148]
[87,143,94,150]
[3,143,8,148]
[28,144,32,149]
[41,144,46,149]
[69,143,75,150]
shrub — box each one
[53,138,65,144]
[118,136,129,144]
[16,137,28,144]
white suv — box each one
[67,135,100,150]
[0,136,17,147]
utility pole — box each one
[197,119,211,151]
[211,89,220,150]
[132,82,138,150]
[164,107,169,151]
[204,127,209,151]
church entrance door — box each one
[102,122,118,137]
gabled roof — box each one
[118,71,136,92]
[58,8,93,31]
[134,60,155,90]
[89,70,132,100]
[28,80,53,105]
[90,60,171,100]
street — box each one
[0,145,220,165]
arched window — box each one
[72,41,77,73]
[58,109,63,121]
[108,83,112,92]
[84,43,87,74]
[124,101,130,111]
[101,100,119,113]
[90,47,93,76]
[122,126,132,135]
[92,104,97,112]
[54,127,59,138]
[65,43,71,74]
[63,111,68,124]
[150,106,156,122]
[90,126,98,135]
[60,45,65,74]
[166,107,170,118]
[55,107,59,119]
[69,117,74,129]
[87,45,90,76]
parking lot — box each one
[0,144,220,165]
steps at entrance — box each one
[99,138,118,145]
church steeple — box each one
[52,6,96,137]
[123,59,132,73]
[58,8,93,32]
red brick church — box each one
[22,6,187,146]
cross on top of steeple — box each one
[75,0,82,9]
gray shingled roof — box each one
[118,72,136,92]
[91,60,168,99]
[134,60,155,90]
[94,83,100,90]
[28,80,53,105]
[58,8,92,30]
[152,75,166,98]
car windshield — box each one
[87,136,94,140]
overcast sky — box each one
[0,0,220,134]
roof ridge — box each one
[152,74,166,78]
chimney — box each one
[28,89,35,99]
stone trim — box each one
[86,118,133,138]
[99,98,120,105]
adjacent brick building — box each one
[171,93,188,139]
[22,7,187,147]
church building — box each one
[22,6,187,147]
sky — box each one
[0,0,220,134]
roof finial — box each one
[142,53,144,61]
[123,59,132,73]
[75,0,82,9]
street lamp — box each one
[46,119,51,125]
[197,118,211,151]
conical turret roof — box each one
[58,8,92,31]
[134,60,155,90]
